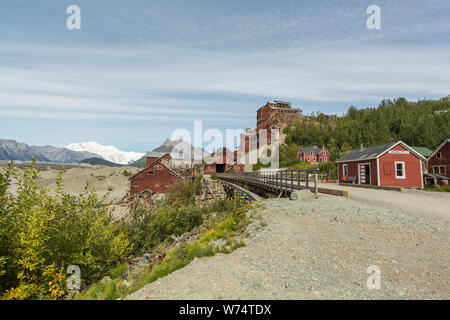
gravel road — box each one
[127,191,449,300]
[317,182,450,222]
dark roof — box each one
[337,142,397,162]
[299,145,324,155]
[336,141,426,163]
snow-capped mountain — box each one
[66,142,144,165]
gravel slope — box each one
[127,192,449,300]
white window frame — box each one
[324,157,327,162]
[434,165,446,175]
[342,164,348,177]
[395,161,406,179]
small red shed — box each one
[129,154,184,196]
[336,141,425,188]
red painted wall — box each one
[204,164,216,174]
[339,159,378,185]
[338,144,423,188]
[130,162,182,195]
[378,145,423,188]
[428,141,450,177]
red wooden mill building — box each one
[129,153,184,197]
[203,147,245,174]
[336,141,426,188]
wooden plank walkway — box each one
[218,170,348,198]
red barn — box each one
[336,141,425,188]
[129,154,184,196]
[298,145,330,163]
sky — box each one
[0,0,449,152]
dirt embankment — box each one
[3,165,140,220]
[127,191,449,300]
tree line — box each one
[283,98,450,161]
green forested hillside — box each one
[283,98,450,162]
[129,156,146,168]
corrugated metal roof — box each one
[411,146,433,158]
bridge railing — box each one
[217,169,319,196]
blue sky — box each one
[1,0,449,152]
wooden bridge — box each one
[217,169,347,199]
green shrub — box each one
[109,262,128,279]
[126,176,206,253]
[127,201,204,253]
[0,161,132,300]
[425,185,450,192]
[122,170,133,177]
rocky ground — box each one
[127,190,449,300]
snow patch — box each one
[66,142,144,165]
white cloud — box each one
[1,41,449,122]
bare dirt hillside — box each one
[3,165,139,219]
[127,191,449,300]
[7,165,137,201]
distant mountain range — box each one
[66,142,144,165]
[0,138,209,166]
[0,139,99,164]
